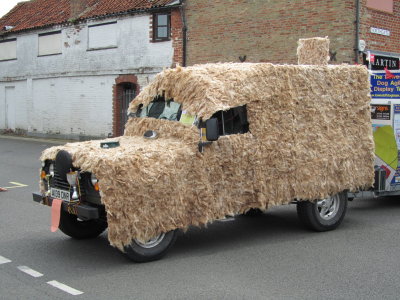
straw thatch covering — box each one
[40,39,374,250]
[297,37,330,65]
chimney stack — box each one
[70,0,87,20]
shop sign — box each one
[369,55,399,71]
[371,104,391,120]
[370,72,400,99]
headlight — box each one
[91,173,98,186]
[91,173,100,191]
[49,163,55,177]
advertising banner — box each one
[391,104,400,185]
[370,72,400,99]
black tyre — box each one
[124,230,178,263]
[59,209,107,239]
[243,208,263,217]
[297,191,347,232]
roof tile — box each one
[0,0,177,34]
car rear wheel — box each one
[123,230,178,263]
[297,191,347,232]
[59,209,107,239]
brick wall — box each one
[171,8,184,66]
[149,8,184,66]
[185,0,358,65]
[360,0,400,54]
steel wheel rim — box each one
[135,233,165,249]
[316,195,340,220]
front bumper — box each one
[32,192,100,221]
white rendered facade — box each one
[0,14,174,139]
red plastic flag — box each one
[370,53,375,63]
[384,67,395,79]
[51,199,63,232]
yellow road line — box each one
[3,182,29,189]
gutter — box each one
[355,0,360,63]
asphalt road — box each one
[1,135,400,299]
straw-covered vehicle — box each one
[32,38,374,262]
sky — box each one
[0,0,28,18]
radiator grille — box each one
[50,166,86,198]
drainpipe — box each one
[355,0,360,63]
[179,0,187,67]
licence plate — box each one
[50,188,70,202]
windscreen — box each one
[138,98,181,121]
[135,97,197,126]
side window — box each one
[211,105,249,136]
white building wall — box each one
[0,81,28,131]
[30,76,114,138]
[0,14,174,139]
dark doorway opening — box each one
[113,75,139,137]
[118,83,136,135]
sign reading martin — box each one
[370,55,399,71]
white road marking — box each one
[1,256,83,296]
[47,280,84,296]
[0,256,11,264]
[17,266,43,278]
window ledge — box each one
[87,46,118,51]
[38,53,62,57]
[152,39,171,43]
[367,7,394,14]
[0,58,17,62]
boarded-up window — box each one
[0,39,17,61]
[88,22,118,50]
[367,0,393,13]
[38,31,62,56]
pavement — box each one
[0,133,74,145]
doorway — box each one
[119,83,136,135]
[5,87,16,130]
[113,75,140,137]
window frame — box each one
[38,30,62,56]
[38,30,62,57]
[87,21,118,51]
[153,12,171,42]
[0,38,17,61]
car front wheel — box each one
[297,191,348,232]
[58,209,107,239]
[123,230,178,263]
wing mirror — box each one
[205,118,219,141]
